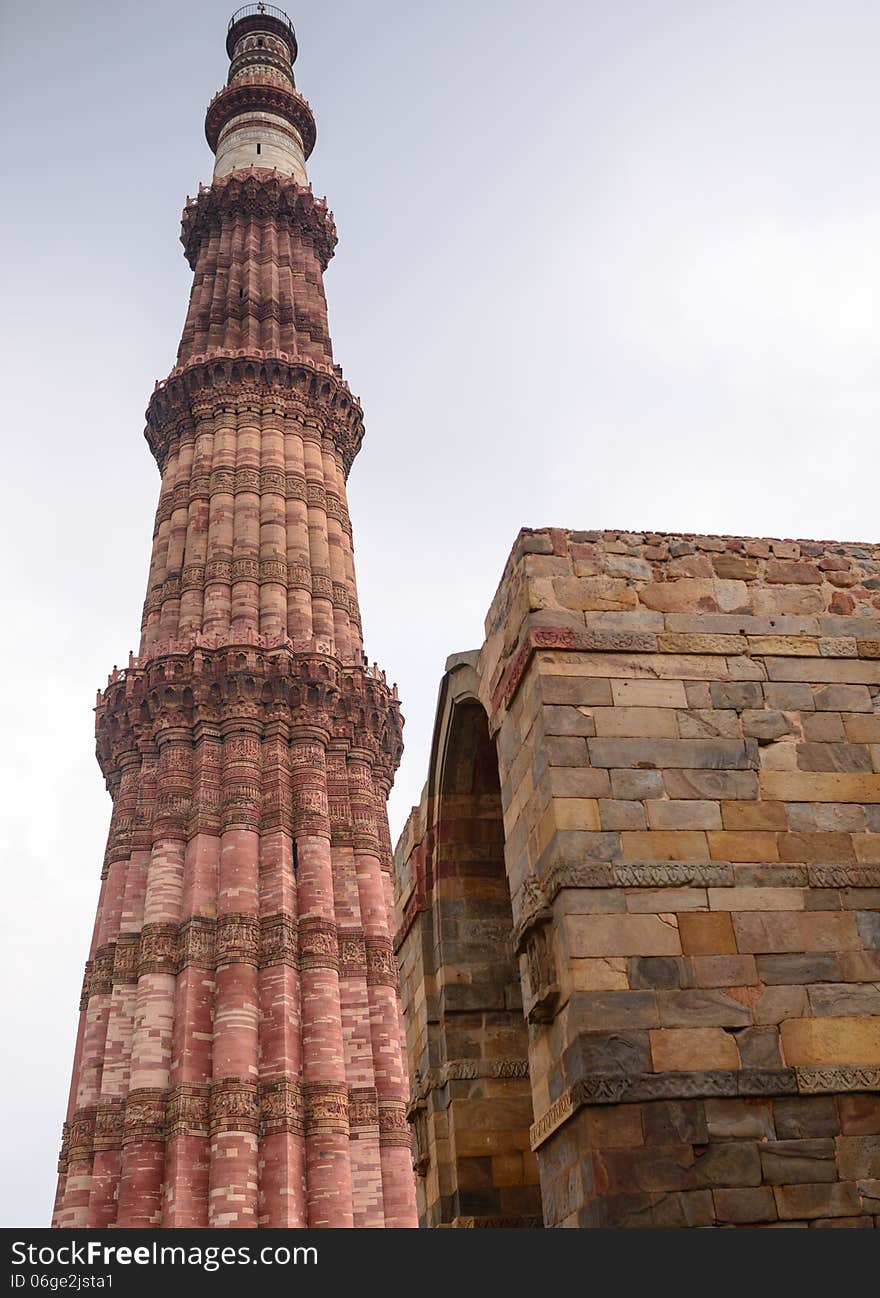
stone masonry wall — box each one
[397,527,880,1228]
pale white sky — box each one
[1,0,879,1226]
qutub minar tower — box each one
[53,6,418,1229]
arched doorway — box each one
[408,675,541,1226]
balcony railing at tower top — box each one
[229,4,294,34]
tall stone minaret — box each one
[53,5,417,1230]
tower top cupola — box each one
[207,4,315,182]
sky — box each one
[1,0,879,1226]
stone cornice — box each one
[145,352,364,477]
[181,172,337,270]
[205,78,316,157]
[529,1065,880,1151]
[94,645,403,785]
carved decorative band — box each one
[123,1089,167,1145]
[79,961,92,1012]
[260,468,286,495]
[90,945,115,997]
[93,1099,126,1152]
[410,1059,530,1106]
[528,1064,880,1151]
[260,913,298,967]
[260,1077,304,1135]
[178,916,216,971]
[260,558,288,583]
[67,1107,96,1163]
[181,564,206,591]
[139,923,179,976]
[216,913,261,966]
[338,928,367,979]
[112,933,140,985]
[231,558,260,582]
[234,468,261,494]
[298,916,338,970]
[365,936,397,988]
[210,469,235,494]
[311,573,333,599]
[205,560,233,584]
[348,1086,378,1130]
[166,1084,210,1138]
[808,865,880,888]
[304,1082,349,1135]
[796,1066,880,1094]
[286,474,307,501]
[210,1080,260,1135]
[289,562,312,591]
[306,482,327,510]
[378,1100,410,1148]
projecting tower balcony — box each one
[227,4,298,61]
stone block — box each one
[760,1139,837,1184]
[663,769,759,800]
[720,800,788,831]
[742,710,797,741]
[546,736,587,767]
[589,737,754,771]
[836,1135,880,1180]
[642,1099,709,1145]
[564,913,682,958]
[691,954,758,987]
[753,984,809,1025]
[808,983,880,1017]
[856,911,880,949]
[599,799,647,830]
[620,830,709,860]
[780,1017,880,1066]
[650,1028,740,1072]
[609,679,688,708]
[610,769,663,800]
[656,989,752,1028]
[541,676,613,706]
[763,682,815,710]
[592,707,678,737]
[709,886,804,911]
[713,1186,777,1223]
[706,832,780,863]
[693,1140,762,1187]
[563,1030,652,1081]
[583,1104,644,1149]
[756,953,842,984]
[543,705,596,737]
[837,1095,880,1135]
[549,767,612,798]
[710,681,763,710]
[705,1098,775,1141]
[570,989,659,1029]
[625,887,708,912]
[732,911,860,954]
[774,1181,862,1220]
[736,1026,783,1068]
[647,800,722,831]
[678,911,737,955]
[773,1096,839,1139]
[628,956,686,990]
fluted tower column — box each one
[53,5,417,1230]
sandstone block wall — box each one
[396,527,880,1228]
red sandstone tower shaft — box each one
[53,5,417,1229]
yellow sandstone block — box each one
[759,771,880,803]
[650,1027,741,1072]
[780,1017,880,1067]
